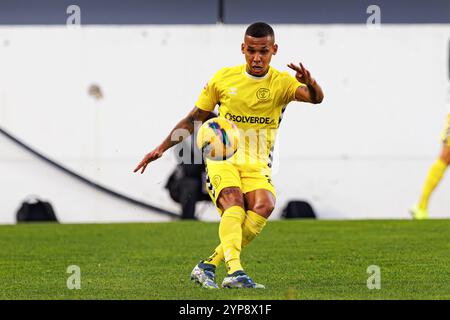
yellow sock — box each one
[204,243,223,267]
[205,210,267,268]
[418,158,448,209]
[218,206,246,274]
[241,210,267,247]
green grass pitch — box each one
[0,219,449,299]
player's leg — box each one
[205,169,276,265]
[197,163,272,288]
[191,188,245,289]
[191,161,245,288]
[220,165,275,289]
[412,143,450,219]
[206,189,274,258]
[203,161,246,273]
[241,189,275,247]
[199,186,265,289]
[220,189,273,289]
[239,162,277,246]
[411,116,450,219]
[215,187,247,274]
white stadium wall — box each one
[0,24,449,224]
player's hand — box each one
[133,149,163,174]
[287,62,315,86]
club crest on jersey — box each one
[229,87,238,95]
[256,88,271,101]
[212,175,221,188]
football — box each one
[196,117,240,160]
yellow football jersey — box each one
[196,64,304,166]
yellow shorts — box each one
[441,114,450,146]
[205,158,276,209]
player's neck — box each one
[245,66,270,79]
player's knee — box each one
[440,145,450,165]
[441,155,450,165]
[251,200,275,218]
[217,187,244,210]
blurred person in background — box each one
[411,114,450,219]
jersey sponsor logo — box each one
[256,88,271,101]
[224,112,275,125]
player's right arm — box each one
[133,107,212,174]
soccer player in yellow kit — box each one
[411,114,450,219]
[134,22,324,288]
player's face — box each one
[241,35,278,77]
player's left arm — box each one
[287,62,324,104]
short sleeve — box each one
[284,74,306,104]
[195,70,222,111]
